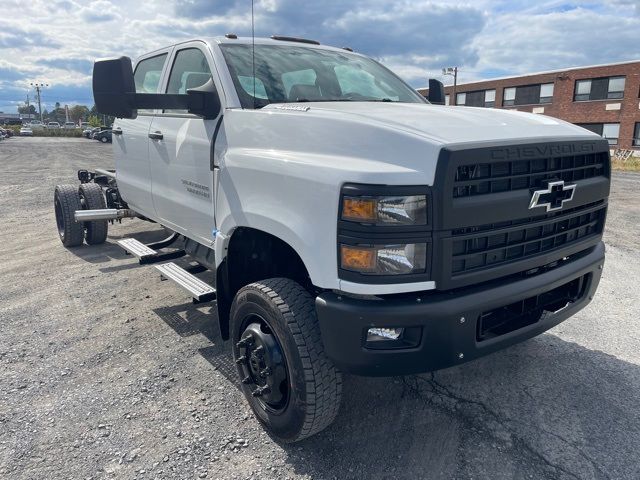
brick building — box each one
[417,60,640,150]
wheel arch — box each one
[216,226,313,339]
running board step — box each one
[155,262,216,303]
[118,238,157,260]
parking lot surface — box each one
[1,137,639,480]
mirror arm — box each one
[131,93,192,110]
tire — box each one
[100,136,108,143]
[231,278,342,443]
[54,185,84,247]
[78,183,108,245]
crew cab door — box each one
[113,50,170,219]
[148,43,220,245]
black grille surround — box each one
[337,137,610,290]
[453,150,608,198]
[431,137,611,290]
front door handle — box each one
[148,131,163,140]
[112,128,123,135]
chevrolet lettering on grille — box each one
[529,180,576,212]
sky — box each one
[1,0,639,113]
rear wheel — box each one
[231,278,342,443]
[78,183,108,245]
[54,185,84,247]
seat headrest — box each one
[184,72,211,91]
[288,84,322,101]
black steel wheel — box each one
[78,183,108,245]
[54,185,84,247]
[231,278,342,443]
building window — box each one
[577,123,620,145]
[502,83,553,106]
[539,83,554,103]
[456,89,495,107]
[484,89,496,107]
[633,123,640,147]
[445,94,450,105]
[503,87,516,106]
[574,76,625,101]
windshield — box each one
[220,44,427,109]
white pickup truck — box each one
[53,35,610,442]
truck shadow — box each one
[67,228,168,267]
[151,300,640,479]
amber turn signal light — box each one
[342,197,377,222]
[340,245,376,272]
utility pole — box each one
[30,82,49,122]
[442,67,458,105]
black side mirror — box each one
[93,56,136,118]
[187,79,221,120]
[92,56,221,120]
[427,79,446,105]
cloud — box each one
[38,57,94,75]
[1,0,640,111]
[79,0,121,22]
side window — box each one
[134,54,167,93]
[133,53,167,114]
[166,48,212,95]
[334,65,399,101]
[238,76,268,99]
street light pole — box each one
[441,67,458,105]
[30,82,49,122]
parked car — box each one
[90,126,109,139]
[28,120,44,130]
[19,126,33,136]
[93,129,111,143]
[79,122,90,129]
[83,127,96,138]
[47,122,61,129]
[0,127,13,138]
[64,121,76,129]
[94,129,112,143]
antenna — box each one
[251,0,256,108]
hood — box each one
[264,102,597,146]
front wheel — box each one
[100,136,108,143]
[231,278,342,442]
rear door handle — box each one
[148,131,163,140]
[112,128,123,135]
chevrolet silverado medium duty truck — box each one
[53,35,610,442]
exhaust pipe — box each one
[74,208,137,222]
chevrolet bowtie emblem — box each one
[529,180,576,212]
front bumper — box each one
[316,242,604,376]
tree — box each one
[69,105,90,123]
[18,105,37,115]
[88,115,101,127]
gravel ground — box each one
[1,137,639,480]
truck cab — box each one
[54,35,610,443]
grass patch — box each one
[612,156,640,172]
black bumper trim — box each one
[316,242,604,376]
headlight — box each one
[342,195,427,225]
[340,243,427,275]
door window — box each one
[165,48,212,113]
[134,53,168,114]
[134,54,167,93]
